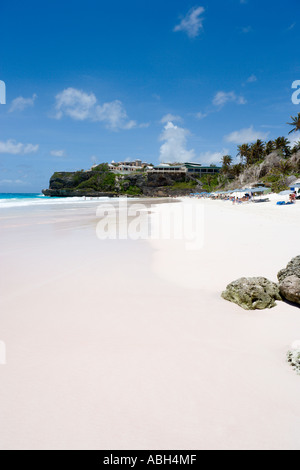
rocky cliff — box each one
[42,164,199,198]
[224,150,300,192]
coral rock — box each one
[222,277,281,310]
[278,256,300,305]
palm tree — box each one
[231,163,243,177]
[220,155,233,175]
[250,139,265,164]
[203,174,214,191]
[291,141,300,154]
[274,137,291,158]
[288,113,300,134]
[278,160,291,175]
[221,155,232,166]
[237,144,250,165]
[265,140,275,156]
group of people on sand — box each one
[191,188,299,205]
[232,193,253,204]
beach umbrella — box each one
[229,189,239,198]
[278,190,294,203]
[251,187,269,193]
[248,187,270,202]
[279,190,293,196]
[250,187,270,199]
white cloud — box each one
[287,23,296,31]
[152,94,161,101]
[159,121,195,163]
[54,88,138,130]
[246,74,257,83]
[225,126,269,144]
[50,149,65,157]
[195,112,208,120]
[173,6,205,38]
[139,122,150,128]
[197,149,229,165]
[0,139,39,155]
[288,133,300,147]
[55,88,97,121]
[9,94,37,113]
[0,179,27,185]
[213,91,247,107]
[161,114,182,124]
[241,26,252,33]
[95,100,137,130]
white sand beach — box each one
[0,196,300,450]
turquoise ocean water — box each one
[0,193,45,200]
[0,193,111,208]
[0,193,50,207]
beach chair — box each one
[253,198,270,203]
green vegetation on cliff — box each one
[170,181,197,190]
[77,172,116,192]
[124,185,142,196]
[51,165,117,193]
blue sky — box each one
[0,0,299,192]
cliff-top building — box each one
[149,162,221,176]
[111,159,152,173]
[108,160,220,176]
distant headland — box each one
[43,134,300,198]
[42,160,221,198]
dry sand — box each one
[0,197,299,450]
